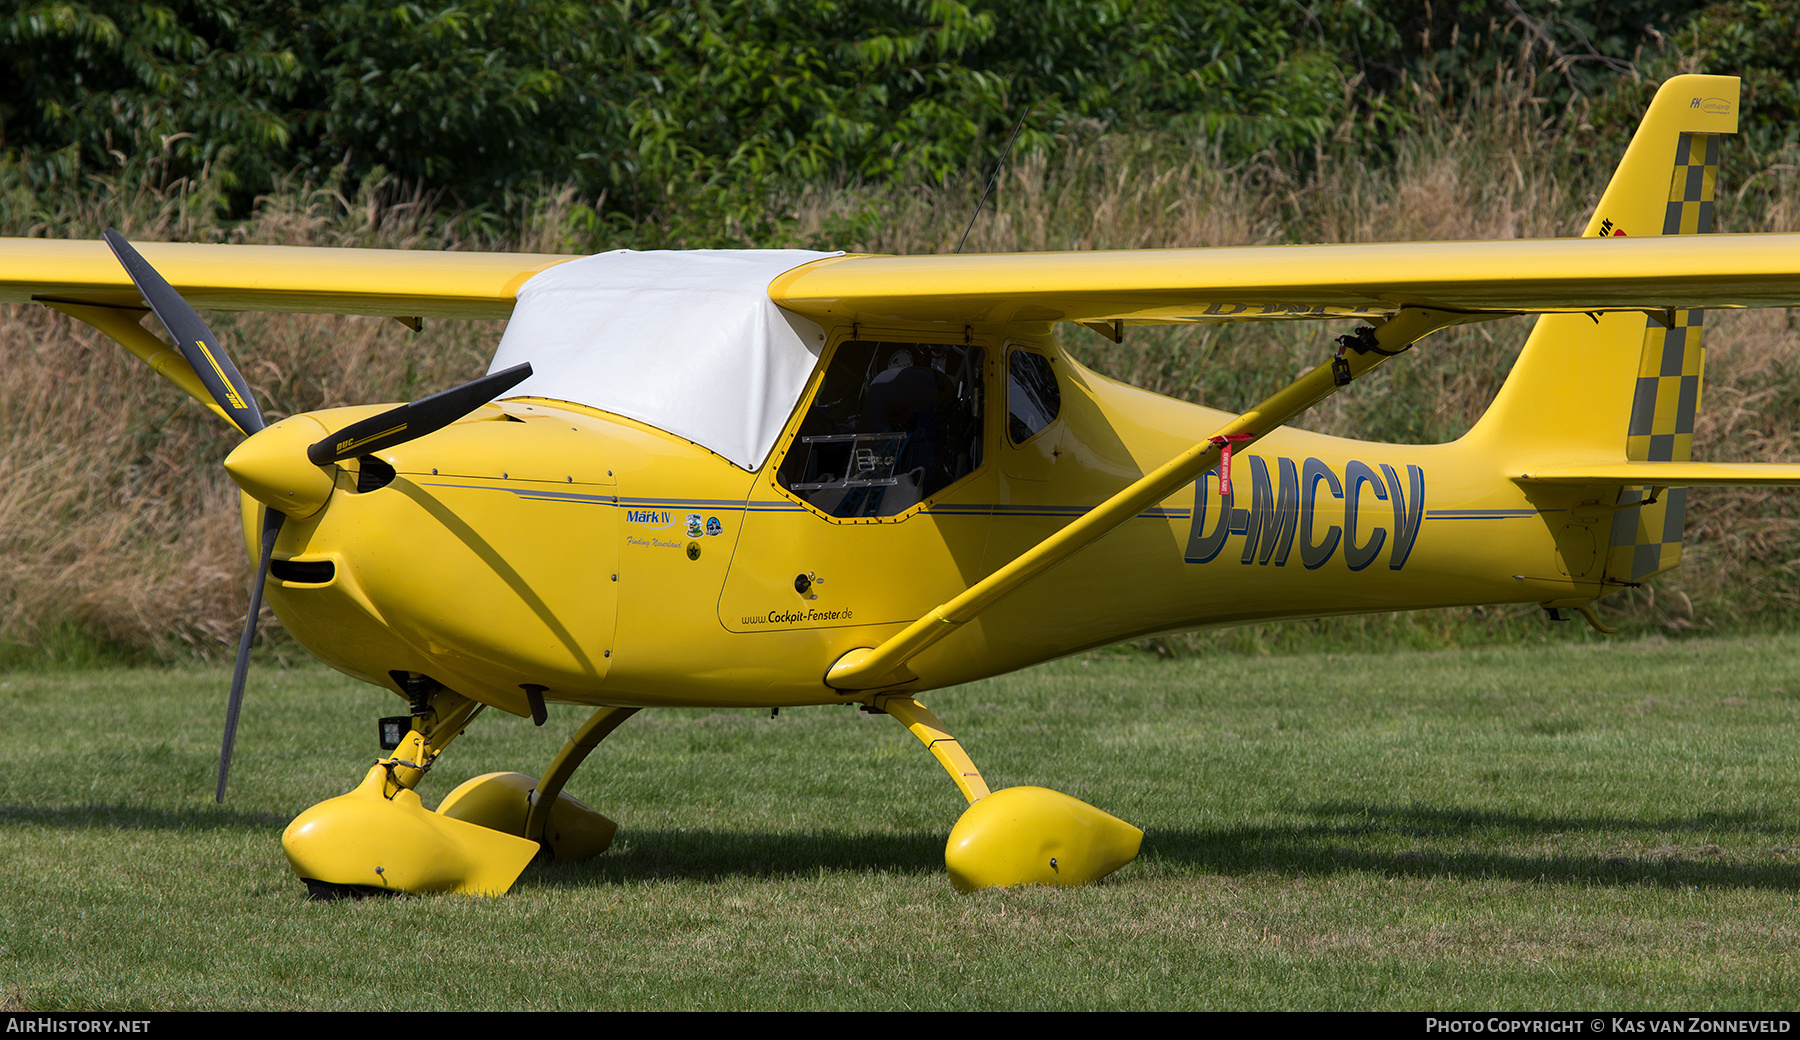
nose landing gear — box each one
[282,690,636,896]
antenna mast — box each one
[955,105,1032,255]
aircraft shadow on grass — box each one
[1146,802,1800,890]
[0,803,292,831]
[5,801,1792,891]
[526,801,1800,890]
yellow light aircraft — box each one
[6,74,1800,896]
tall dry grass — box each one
[4,87,1799,662]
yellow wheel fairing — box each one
[945,788,1144,892]
[282,764,541,896]
[437,771,619,862]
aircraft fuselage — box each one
[259,327,1591,717]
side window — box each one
[778,340,985,517]
[1007,349,1061,445]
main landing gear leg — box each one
[870,693,1143,892]
[432,705,640,862]
[522,706,640,856]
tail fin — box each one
[1467,74,1739,586]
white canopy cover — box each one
[489,249,839,471]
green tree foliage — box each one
[0,2,299,189]
[1,1,1398,225]
[4,0,1797,244]
[266,1,617,198]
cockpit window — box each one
[1007,349,1061,445]
[778,340,985,517]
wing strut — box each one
[824,307,1496,691]
[45,301,237,427]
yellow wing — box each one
[768,233,1800,328]
[0,239,573,319]
[0,238,574,427]
[12,232,1800,330]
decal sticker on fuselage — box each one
[626,536,686,550]
[740,607,856,626]
[1185,456,1425,571]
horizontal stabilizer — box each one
[1517,462,1800,487]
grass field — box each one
[3,635,1799,1010]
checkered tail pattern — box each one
[1604,132,1716,583]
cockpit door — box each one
[719,337,997,633]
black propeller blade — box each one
[306,363,533,465]
[102,228,266,436]
[218,508,283,803]
[101,231,534,803]
[102,229,275,801]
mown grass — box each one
[2,637,1798,1010]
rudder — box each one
[1466,75,1739,587]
